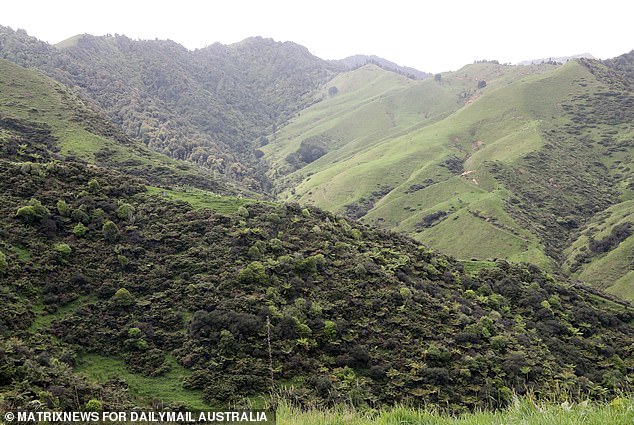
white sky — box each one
[2,0,632,73]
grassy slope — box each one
[264,60,634,292]
[263,63,568,267]
[564,200,634,300]
[76,354,211,410]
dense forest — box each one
[0,26,342,190]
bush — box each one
[589,222,632,254]
[87,178,100,193]
[113,288,134,306]
[116,202,135,221]
[56,199,70,217]
[54,243,72,257]
[128,327,142,338]
[0,251,8,274]
[323,320,337,340]
[237,261,267,284]
[72,222,87,237]
[85,399,103,411]
[16,199,49,222]
[71,205,90,224]
[102,220,119,242]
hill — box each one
[0,58,258,197]
[0,57,632,414]
[0,26,344,191]
[262,54,634,299]
[333,55,431,79]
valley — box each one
[0,25,632,419]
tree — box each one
[478,80,487,89]
[328,86,338,96]
[434,73,442,82]
[15,199,49,223]
[102,220,119,242]
[113,288,134,306]
[87,178,100,193]
[238,261,267,285]
[56,199,70,217]
[116,202,135,222]
[72,222,87,237]
[0,251,8,274]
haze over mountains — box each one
[0,25,632,412]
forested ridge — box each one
[0,26,341,190]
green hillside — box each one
[0,58,250,196]
[0,26,342,190]
[263,56,634,297]
[1,153,632,413]
[0,51,632,415]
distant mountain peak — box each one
[332,54,430,79]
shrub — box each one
[56,199,70,217]
[54,243,72,257]
[85,399,103,411]
[0,251,8,274]
[102,220,119,242]
[323,320,337,340]
[113,288,134,306]
[116,202,136,221]
[71,205,90,224]
[237,261,267,284]
[87,178,100,193]
[16,199,49,222]
[72,222,87,237]
[128,327,142,338]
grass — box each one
[263,62,566,265]
[564,199,634,301]
[29,295,94,332]
[276,397,634,424]
[460,259,497,275]
[145,186,258,214]
[263,59,631,294]
[76,354,211,410]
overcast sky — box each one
[2,0,632,73]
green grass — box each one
[29,295,94,332]
[564,199,634,301]
[277,397,634,424]
[264,59,631,294]
[145,186,259,214]
[263,62,567,265]
[77,354,211,410]
[460,259,497,275]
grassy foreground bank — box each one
[276,396,633,424]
